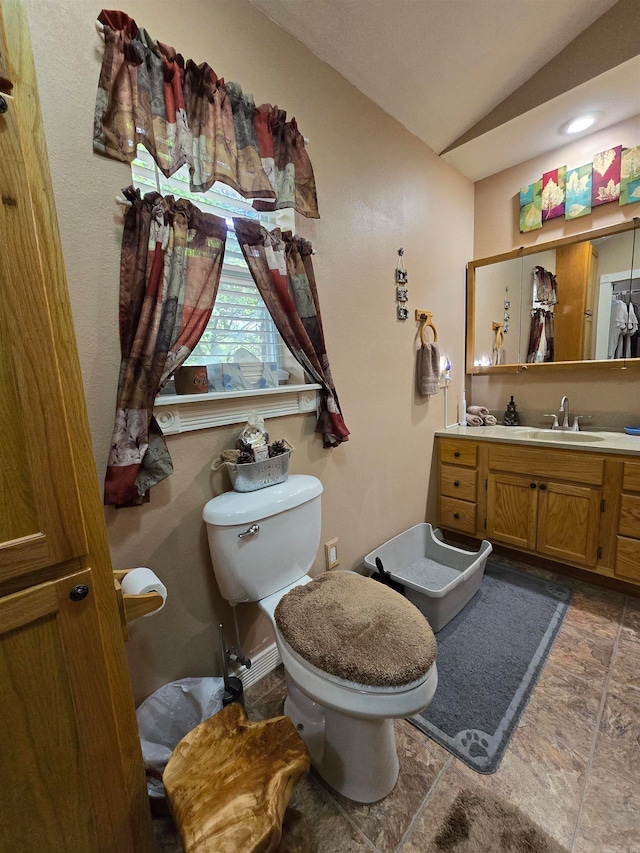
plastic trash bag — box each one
[136,677,225,797]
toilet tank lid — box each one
[203,474,323,526]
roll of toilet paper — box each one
[120,567,168,616]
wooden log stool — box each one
[163,702,311,853]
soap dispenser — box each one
[503,395,520,426]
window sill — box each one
[154,383,320,435]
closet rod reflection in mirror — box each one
[467,219,640,374]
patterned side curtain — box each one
[233,219,349,447]
[104,188,227,507]
[94,10,319,219]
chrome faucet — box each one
[544,396,592,431]
[559,396,570,429]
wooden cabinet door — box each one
[0,569,136,853]
[487,473,538,549]
[537,481,601,567]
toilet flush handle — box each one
[238,524,260,539]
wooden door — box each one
[537,481,601,567]
[0,2,152,849]
[554,242,592,362]
[487,473,538,550]
[0,3,88,585]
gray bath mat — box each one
[409,562,571,774]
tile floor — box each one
[153,556,640,852]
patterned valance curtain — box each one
[94,10,319,219]
[104,188,227,507]
[233,219,349,448]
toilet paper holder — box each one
[113,568,165,637]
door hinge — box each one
[600,499,606,513]
[484,518,487,530]
[485,479,488,490]
[597,546,602,560]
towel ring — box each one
[419,313,438,344]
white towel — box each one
[465,413,483,426]
[417,342,440,396]
[483,414,497,426]
[468,405,489,417]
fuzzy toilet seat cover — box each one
[274,572,437,687]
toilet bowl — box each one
[203,475,438,803]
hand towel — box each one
[467,405,489,417]
[417,342,440,396]
[465,413,483,426]
[483,414,497,425]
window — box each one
[131,146,298,389]
[130,147,319,434]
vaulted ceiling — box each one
[250,0,640,180]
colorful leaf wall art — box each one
[542,167,566,220]
[592,146,621,206]
[520,181,542,232]
[518,142,640,232]
[620,145,640,206]
[565,165,592,220]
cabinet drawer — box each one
[440,464,477,502]
[440,496,476,534]
[615,536,640,582]
[623,461,640,493]
[439,438,477,468]
[619,494,640,538]
[488,444,604,485]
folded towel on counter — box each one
[417,342,441,396]
[483,414,497,425]
[467,405,490,417]
[465,413,484,426]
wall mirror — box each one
[467,220,639,374]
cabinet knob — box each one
[453,512,460,519]
[539,483,547,491]
[70,584,90,602]
[454,451,460,458]
[0,95,7,115]
[454,480,460,487]
[530,482,537,489]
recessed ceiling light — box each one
[561,112,603,135]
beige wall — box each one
[472,115,640,421]
[24,0,473,702]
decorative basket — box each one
[228,451,291,492]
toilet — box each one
[203,474,438,803]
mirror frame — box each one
[467,219,640,375]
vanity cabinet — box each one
[615,460,640,582]
[438,439,479,535]
[486,445,603,568]
[435,435,630,582]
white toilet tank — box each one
[203,474,323,604]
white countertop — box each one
[435,424,640,456]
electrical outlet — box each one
[324,538,339,569]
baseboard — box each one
[230,642,281,690]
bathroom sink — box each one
[524,430,605,443]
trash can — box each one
[136,677,225,806]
